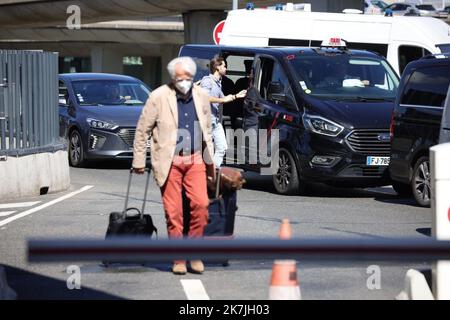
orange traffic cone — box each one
[268,260,301,300]
[268,219,301,300]
[279,218,292,240]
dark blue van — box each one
[181,42,399,194]
[58,73,151,167]
[389,55,450,206]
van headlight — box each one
[303,114,344,137]
[87,118,118,131]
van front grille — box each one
[346,130,391,155]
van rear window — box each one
[401,66,450,107]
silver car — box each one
[415,4,443,18]
[439,86,450,144]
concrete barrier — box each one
[398,143,450,300]
[0,267,17,300]
[396,269,434,300]
[431,143,450,300]
[0,150,70,201]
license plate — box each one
[366,156,390,166]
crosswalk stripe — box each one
[0,186,93,228]
[0,211,16,217]
[180,279,210,300]
[0,201,41,210]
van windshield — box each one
[72,80,151,106]
[290,55,399,101]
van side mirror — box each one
[267,81,285,102]
[267,81,283,96]
[268,81,297,107]
[271,93,287,103]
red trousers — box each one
[161,153,209,241]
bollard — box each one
[431,142,450,300]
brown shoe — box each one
[172,262,187,275]
[189,260,204,274]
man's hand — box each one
[236,90,247,99]
[223,94,234,103]
[206,175,216,194]
[133,167,145,175]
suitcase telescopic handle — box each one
[123,167,151,218]
[215,168,221,199]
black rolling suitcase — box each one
[103,168,157,266]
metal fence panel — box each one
[14,52,21,149]
[0,50,62,157]
[26,53,34,148]
[6,53,13,150]
[32,52,39,149]
[0,52,5,151]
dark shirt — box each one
[176,91,202,155]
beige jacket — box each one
[132,84,215,187]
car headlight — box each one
[87,118,118,131]
[303,114,344,137]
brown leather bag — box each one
[219,167,246,192]
[207,167,246,197]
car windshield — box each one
[72,80,150,106]
[289,54,399,101]
[438,44,450,53]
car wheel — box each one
[273,147,303,195]
[392,181,413,197]
[411,156,431,207]
[69,130,86,167]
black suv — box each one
[390,55,450,206]
[181,43,399,194]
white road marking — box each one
[180,279,210,300]
[0,186,94,228]
[0,211,16,217]
[0,201,41,209]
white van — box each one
[220,7,450,75]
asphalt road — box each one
[0,163,431,300]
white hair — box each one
[167,56,197,79]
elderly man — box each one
[132,57,215,275]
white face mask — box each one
[174,79,193,95]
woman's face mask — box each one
[174,79,193,95]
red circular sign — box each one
[213,20,226,45]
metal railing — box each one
[0,50,64,157]
[27,238,450,263]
